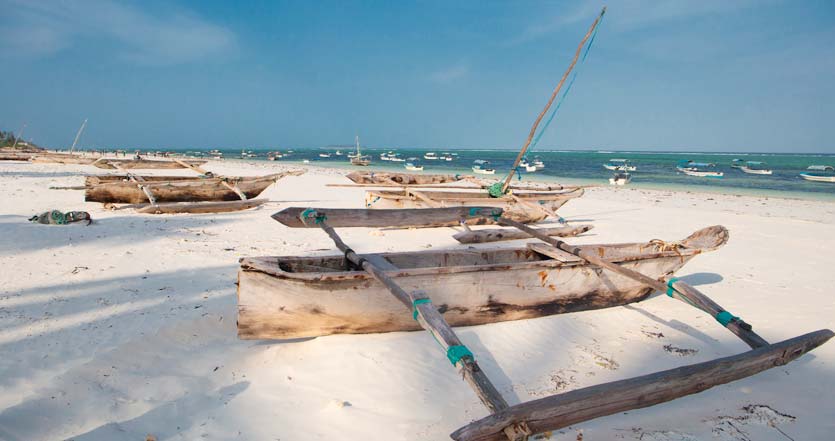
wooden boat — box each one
[346,171,472,185]
[800,172,835,183]
[237,225,729,339]
[363,188,584,223]
[30,153,99,165]
[0,151,37,161]
[92,158,207,169]
[85,171,304,204]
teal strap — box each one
[300,208,326,225]
[412,298,432,320]
[666,277,680,297]
[446,345,473,366]
[715,311,738,327]
[468,207,480,217]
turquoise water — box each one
[182,148,835,201]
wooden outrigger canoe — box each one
[85,170,305,204]
[346,171,472,185]
[30,153,100,165]
[237,225,727,339]
[93,158,208,169]
[364,188,584,223]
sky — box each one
[1,0,834,153]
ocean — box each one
[179,148,835,201]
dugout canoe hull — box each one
[346,171,471,185]
[237,225,728,339]
[85,171,303,204]
[30,153,99,165]
[92,158,208,169]
[364,188,584,223]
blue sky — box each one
[1,0,833,152]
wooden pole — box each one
[498,217,768,349]
[453,224,592,244]
[316,220,530,440]
[501,7,606,194]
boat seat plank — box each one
[527,243,583,263]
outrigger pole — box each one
[501,7,606,194]
[273,206,832,441]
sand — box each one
[0,159,833,441]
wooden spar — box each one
[453,224,593,244]
[498,217,768,349]
[451,329,834,441]
[406,190,442,208]
[272,206,503,229]
[172,158,248,200]
[113,163,158,206]
[509,194,559,219]
[501,7,606,193]
[315,219,531,440]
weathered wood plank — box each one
[526,243,583,263]
[451,329,834,441]
[453,225,592,244]
[272,207,504,229]
[132,198,267,214]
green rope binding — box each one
[666,277,679,297]
[715,311,739,327]
[446,345,473,366]
[487,182,505,198]
[300,208,326,225]
[412,298,432,320]
[51,210,66,225]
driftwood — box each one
[112,199,268,214]
[272,206,504,229]
[451,330,833,441]
[453,225,592,244]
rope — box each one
[300,208,326,225]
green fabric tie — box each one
[715,311,738,327]
[487,182,505,198]
[412,298,432,320]
[666,277,679,297]
[446,345,473,366]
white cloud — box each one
[0,0,236,65]
[429,63,469,84]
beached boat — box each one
[677,161,723,178]
[364,188,583,223]
[237,225,728,339]
[346,171,470,185]
[85,171,305,204]
[30,152,100,165]
[799,172,835,183]
[603,159,636,171]
[92,158,208,169]
[472,159,496,175]
[739,161,772,175]
[609,172,631,185]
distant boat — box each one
[609,172,632,186]
[404,158,424,171]
[390,155,406,162]
[603,159,636,171]
[519,158,536,172]
[800,172,835,183]
[335,150,343,156]
[739,161,772,175]
[677,160,723,178]
[319,153,331,158]
[303,159,310,164]
[731,159,745,169]
[350,135,371,166]
[807,165,834,171]
[424,152,438,160]
[472,159,495,175]
[440,152,455,161]
[532,156,545,170]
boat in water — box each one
[350,136,371,166]
[532,156,545,170]
[677,161,723,178]
[807,165,834,171]
[319,152,332,158]
[472,159,496,175]
[404,158,424,171]
[603,159,636,171]
[800,172,835,183]
[423,152,438,160]
[609,172,632,185]
[739,161,772,175]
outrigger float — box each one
[237,205,832,441]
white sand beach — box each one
[0,159,833,441]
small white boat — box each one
[303,159,310,164]
[424,152,438,160]
[677,161,723,178]
[603,159,636,171]
[404,158,424,171]
[390,156,406,162]
[731,159,745,169]
[319,153,331,158]
[335,150,343,156]
[807,165,834,171]
[472,159,496,175]
[800,172,835,183]
[609,172,632,186]
[739,161,772,175]
[532,157,545,170]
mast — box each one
[356,135,361,156]
[11,122,26,149]
[70,118,88,154]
